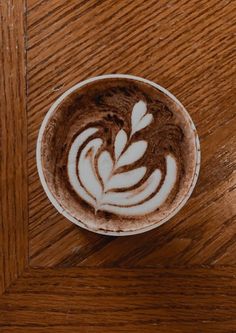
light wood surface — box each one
[1,0,236,331]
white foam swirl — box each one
[67,101,177,216]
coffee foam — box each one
[67,101,177,216]
[37,75,200,235]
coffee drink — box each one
[37,75,200,235]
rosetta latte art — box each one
[67,101,177,216]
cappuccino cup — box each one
[37,74,200,236]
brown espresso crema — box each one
[40,77,198,233]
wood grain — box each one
[27,0,236,267]
[1,0,236,332]
[0,0,27,294]
[1,268,236,332]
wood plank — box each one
[26,0,236,267]
[0,0,27,294]
[1,268,236,332]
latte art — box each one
[37,75,200,235]
[68,101,177,216]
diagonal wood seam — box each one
[0,0,28,295]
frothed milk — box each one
[37,75,200,235]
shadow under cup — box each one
[37,74,200,236]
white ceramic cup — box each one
[37,74,201,236]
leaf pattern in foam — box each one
[131,101,147,129]
[98,150,113,185]
[105,167,146,191]
[116,140,147,168]
[114,129,127,160]
[134,114,153,134]
[102,169,161,206]
[131,100,153,136]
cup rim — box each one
[36,74,201,236]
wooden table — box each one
[1,0,236,332]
